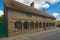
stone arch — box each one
[35,22,39,28]
[39,22,42,28]
[46,23,49,27]
[15,21,22,29]
[49,23,52,27]
[43,22,45,27]
[50,23,51,27]
[50,23,52,27]
[30,22,34,28]
[23,21,29,29]
[52,23,55,26]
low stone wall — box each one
[9,27,55,37]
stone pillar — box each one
[42,22,43,28]
[38,22,40,28]
[28,22,30,30]
[44,22,46,30]
[22,21,24,30]
[45,22,47,29]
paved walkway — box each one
[0,28,60,40]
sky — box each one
[0,0,60,20]
[0,0,4,16]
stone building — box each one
[4,0,56,36]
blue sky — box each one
[46,2,60,20]
[0,0,4,11]
[0,0,60,20]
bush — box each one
[56,24,60,27]
[0,15,4,23]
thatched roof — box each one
[4,0,56,19]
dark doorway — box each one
[30,22,34,28]
[35,22,38,28]
[46,23,49,27]
[39,22,42,28]
[23,21,28,29]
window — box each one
[15,21,22,29]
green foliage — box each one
[56,24,60,27]
[56,20,60,27]
[0,15,4,23]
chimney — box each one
[30,2,34,7]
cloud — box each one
[15,0,30,5]
[0,10,4,16]
[15,0,60,9]
[15,0,23,3]
[34,0,60,4]
[48,0,60,4]
[52,12,59,17]
[57,19,60,20]
[15,0,47,9]
[34,3,50,9]
[42,3,50,8]
[34,3,44,9]
[34,0,50,9]
[15,0,34,6]
[34,0,46,4]
[34,3,40,9]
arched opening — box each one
[46,23,49,27]
[15,21,22,29]
[23,21,29,29]
[50,23,51,27]
[43,22,45,27]
[49,23,50,27]
[49,23,51,27]
[51,23,52,27]
[52,23,53,26]
[35,22,38,28]
[30,22,34,29]
[39,22,42,28]
[52,23,55,26]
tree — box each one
[56,20,60,27]
[0,15,4,23]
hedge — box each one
[56,24,60,27]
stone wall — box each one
[7,9,55,36]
